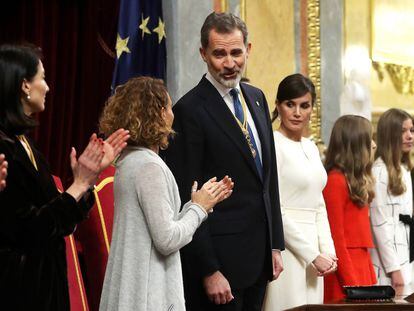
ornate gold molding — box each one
[220,0,229,12]
[372,62,414,95]
[240,0,246,21]
[307,0,322,144]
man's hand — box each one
[203,271,234,305]
[272,250,284,280]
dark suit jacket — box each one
[165,76,284,292]
[0,130,92,311]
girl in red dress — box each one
[323,115,377,302]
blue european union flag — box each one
[112,0,166,89]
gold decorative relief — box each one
[371,0,414,95]
[307,0,322,144]
[373,62,414,95]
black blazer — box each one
[165,77,284,291]
[0,131,92,310]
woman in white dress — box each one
[263,74,337,311]
[370,108,414,287]
[98,77,234,311]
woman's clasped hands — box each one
[313,253,338,276]
[191,176,234,213]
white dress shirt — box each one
[205,72,263,162]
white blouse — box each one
[370,158,413,284]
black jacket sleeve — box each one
[0,137,94,251]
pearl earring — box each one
[27,94,31,100]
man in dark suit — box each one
[165,12,284,311]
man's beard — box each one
[211,63,246,88]
[217,70,242,88]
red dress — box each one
[323,170,377,302]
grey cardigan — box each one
[99,147,207,311]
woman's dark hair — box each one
[271,73,316,122]
[0,44,42,135]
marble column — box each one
[162,0,213,104]
[294,0,302,73]
[320,0,343,144]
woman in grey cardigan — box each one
[98,77,234,311]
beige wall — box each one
[245,0,296,113]
[344,0,414,116]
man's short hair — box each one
[200,12,248,49]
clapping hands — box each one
[191,176,234,213]
[100,129,130,169]
[0,154,7,191]
[67,129,129,201]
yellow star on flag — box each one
[139,14,151,39]
[153,17,166,44]
[115,33,131,59]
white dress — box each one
[369,158,413,285]
[263,131,335,311]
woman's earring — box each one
[27,93,31,100]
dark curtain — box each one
[0,0,120,185]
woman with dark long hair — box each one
[323,115,377,301]
[0,44,129,310]
[263,74,336,311]
[370,108,414,287]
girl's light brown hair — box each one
[99,76,173,150]
[375,108,413,196]
[325,115,375,206]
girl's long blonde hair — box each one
[325,115,375,206]
[375,108,413,196]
